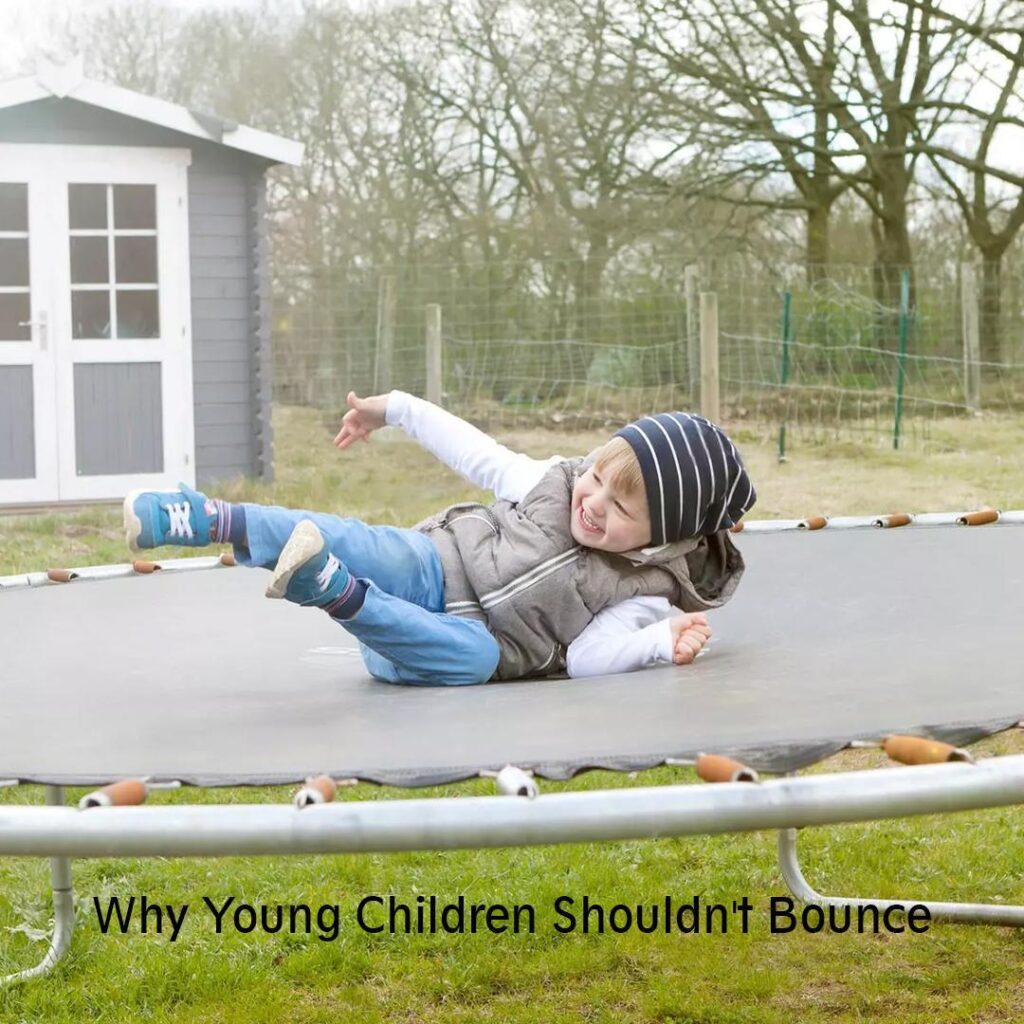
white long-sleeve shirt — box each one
[385,391,677,677]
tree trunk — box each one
[576,229,611,342]
[870,156,915,319]
[866,159,914,353]
[805,202,830,285]
[978,255,1003,365]
[871,220,914,312]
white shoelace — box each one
[164,502,195,539]
[316,554,340,592]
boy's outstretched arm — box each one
[334,390,562,503]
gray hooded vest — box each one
[415,456,745,681]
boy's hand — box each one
[669,612,711,665]
[333,391,389,449]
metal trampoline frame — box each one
[4,753,1024,986]
[4,508,1024,985]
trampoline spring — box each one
[957,509,1000,527]
[294,775,338,808]
[293,775,357,809]
[79,779,149,810]
[874,513,912,528]
[484,765,539,799]
[695,754,760,784]
[798,516,828,531]
[46,568,79,583]
[883,736,974,766]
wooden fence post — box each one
[374,274,397,393]
[425,303,443,407]
[961,262,981,412]
[699,291,720,423]
[684,264,700,407]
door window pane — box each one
[0,294,30,341]
[113,185,156,229]
[0,183,27,231]
[115,236,157,284]
[69,183,161,340]
[69,184,108,230]
[0,238,29,287]
[70,237,110,284]
[116,290,159,338]
[72,291,112,339]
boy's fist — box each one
[333,391,388,449]
[669,612,711,665]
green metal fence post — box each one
[893,269,910,450]
[777,289,793,462]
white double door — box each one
[0,144,195,504]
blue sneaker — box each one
[265,520,354,609]
[123,482,216,552]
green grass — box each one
[3,404,1024,1022]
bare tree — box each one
[632,0,855,283]
[633,0,986,308]
[916,2,1024,361]
[399,0,720,311]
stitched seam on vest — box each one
[479,550,579,611]
[537,646,558,672]
[442,549,579,615]
[447,513,498,534]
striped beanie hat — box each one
[615,413,756,545]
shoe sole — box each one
[265,520,324,600]
[123,489,147,553]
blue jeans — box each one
[236,504,500,686]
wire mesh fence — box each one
[270,257,1024,453]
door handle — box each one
[17,310,48,351]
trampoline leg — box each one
[777,826,1024,927]
[1,786,76,987]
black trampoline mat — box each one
[1,525,1021,787]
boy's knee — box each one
[446,659,497,686]
[463,627,501,684]
[435,638,498,686]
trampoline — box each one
[3,509,1024,983]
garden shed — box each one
[0,58,302,506]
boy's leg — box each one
[347,586,500,687]
[267,519,499,686]
[242,506,442,607]
[125,487,445,611]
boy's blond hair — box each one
[591,436,644,499]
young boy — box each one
[124,391,755,685]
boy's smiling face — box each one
[569,464,652,552]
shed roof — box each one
[0,57,303,166]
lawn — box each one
[2,404,1023,1023]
